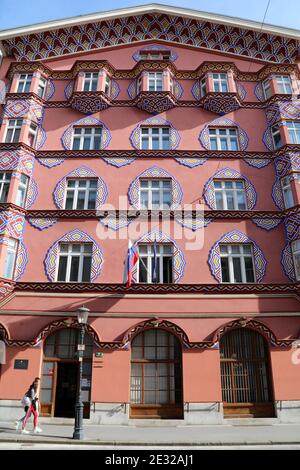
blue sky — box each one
[0,0,300,31]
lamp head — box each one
[77,306,90,324]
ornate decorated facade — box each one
[0,4,299,424]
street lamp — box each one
[73,305,90,440]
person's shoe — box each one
[15,420,20,431]
[33,427,43,433]
[21,429,29,434]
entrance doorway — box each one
[54,362,78,418]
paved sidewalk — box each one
[1,421,300,446]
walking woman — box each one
[20,377,43,434]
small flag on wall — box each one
[124,240,139,288]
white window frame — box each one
[37,77,47,98]
[139,179,172,209]
[275,75,292,94]
[83,72,98,92]
[104,75,111,95]
[64,179,98,210]
[28,122,38,148]
[137,244,173,284]
[200,77,206,97]
[17,74,32,93]
[212,73,229,92]
[286,121,300,145]
[0,172,12,203]
[15,174,29,208]
[209,128,239,151]
[148,72,163,92]
[3,238,18,280]
[56,243,93,283]
[271,124,283,149]
[220,244,255,283]
[213,180,247,210]
[262,78,272,100]
[5,119,22,143]
[71,127,102,150]
[136,75,143,94]
[141,127,170,150]
[281,176,295,209]
[291,240,300,281]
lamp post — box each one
[73,305,90,440]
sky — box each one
[0,0,300,31]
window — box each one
[17,74,32,93]
[148,72,163,92]
[209,128,239,151]
[213,180,247,210]
[212,73,228,92]
[275,75,292,94]
[220,244,255,283]
[28,123,38,148]
[83,72,98,92]
[281,176,294,209]
[139,51,170,60]
[64,179,97,210]
[138,244,173,283]
[16,174,28,207]
[200,77,206,97]
[57,243,93,282]
[139,179,172,209]
[292,240,300,281]
[170,77,174,94]
[104,75,111,96]
[271,124,282,149]
[262,79,272,100]
[5,119,22,143]
[0,172,11,203]
[37,77,47,98]
[286,121,300,144]
[136,76,142,94]
[141,127,170,150]
[3,239,18,279]
[72,127,102,150]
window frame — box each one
[37,76,47,98]
[220,243,255,283]
[271,124,283,149]
[212,73,229,93]
[148,72,163,92]
[15,174,29,208]
[83,72,99,92]
[71,126,102,150]
[286,121,300,145]
[209,127,239,151]
[5,119,23,143]
[137,243,173,284]
[262,78,272,100]
[3,238,18,280]
[0,172,12,203]
[291,240,300,281]
[281,176,295,209]
[213,179,247,210]
[139,178,172,210]
[16,74,32,93]
[275,75,292,94]
[140,127,170,150]
[56,243,93,283]
[64,178,98,210]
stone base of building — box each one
[275,401,300,423]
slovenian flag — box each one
[124,240,139,288]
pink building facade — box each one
[0,4,299,424]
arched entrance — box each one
[220,328,274,418]
[130,328,183,419]
[40,328,93,418]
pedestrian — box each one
[14,394,31,431]
[19,377,43,434]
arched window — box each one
[130,329,183,419]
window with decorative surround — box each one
[141,127,170,150]
[200,77,206,97]
[17,74,32,93]
[275,75,292,94]
[212,73,229,92]
[262,78,272,100]
[28,122,38,148]
[139,51,171,60]
[72,127,102,150]
[220,244,255,283]
[57,243,93,282]
[148,72,163,91]
[64,179,97,210]
[16,174,29,208]
[209,128,239,151]
[292,240,300,281]
[281,176,294,209]
[286,121,300,144]
[3,238,18,279]
[138,244,173,283]
[0,172,11,203]
[213,180,247,210]
[83,73,98,92]
[104,75,111,95]
[37,77,47,98]
[139,179,172,209]
[271,124,283,149]
[5,119,22,143]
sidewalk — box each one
[1,420,300,446]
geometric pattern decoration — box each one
[102,156,136,168]
[111,79,121,100]
[36,157,65,168]
[208,229,267,283]
[53,166,108,210]
[202,93,241,115]
[244,157,271,169]
[61,116,112,150]
[64,80,74,100]
[274,153,300,178]
[127,80,137,99]
[254,82,264,102]
[199,117,249,150]
[281,242,296,281]
[174,213,212,232]
[203,167,257,210]
[173,79,184,100]
[44,79,55,101]
[191,81,201,101]
[262,126,276,151]
[130,116,180,150]
[36,126,47,150]
[135,91,177,114]
[0,212,25,240]
[15,240,28,280]
[27,218,58,231]
[43,228,104,282]
[132,229,185,284]
[4,99,44,124]
[252,218,282,231]
[70,93,111,114]
[0,80,7,104]
[174,156,208,168]
[271,179,285,210]
[0,150,34,177]
[3,13,297,63]
[236,82,247,101]
[128,166,183,209]
[99,213,134,231]
[284,214,300,242]
[25,178,38,209]
[266,100,300,126]
[132,44,178,62]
